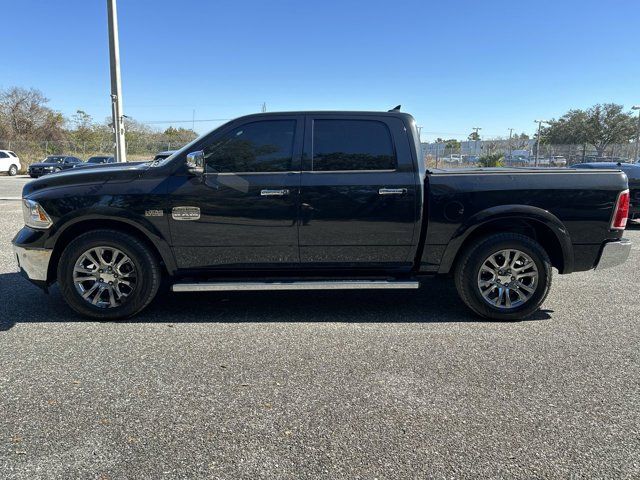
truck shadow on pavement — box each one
[0,272,552,332]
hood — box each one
[23,161,150,198]
[29,162,60,168]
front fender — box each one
[45,208,177,276]
[437,204,574,274]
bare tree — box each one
[0,87,65,141]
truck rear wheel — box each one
[454,233,552,321]
[57,229,161,320]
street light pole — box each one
[473,127,482,156]
[534,120,546,167]
[508,128,514,159]
[632,105,640,163]
[107,0,127,162]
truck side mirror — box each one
[186,150,205,175]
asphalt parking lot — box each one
[0,175,30,200]
[0,179,639,479]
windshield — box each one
[44,156,64,163]
[87,156,110,163]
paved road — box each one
[0,175,30,200]
[0,199,639,479]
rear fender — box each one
[437,204,574,274]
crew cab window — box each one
[204,120,296,173]
[312,120,396,171]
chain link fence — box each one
[3,137,638,173]
[422,141,638,169]
[0,138,193,172]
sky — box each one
[3,0,639,142]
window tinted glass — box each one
[204,120,296,173]
[0,152,8,159]
[312,120,396,171]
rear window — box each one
[312,119,396,171]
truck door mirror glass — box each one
[186,150,205,174]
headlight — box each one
[22,199,53,229]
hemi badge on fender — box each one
[172,206,201,221]
[145,209,164,217]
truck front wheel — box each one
[57,229,161,320]
[454,233,552,321]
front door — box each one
[168,116,303,270]
[299,115,419,269]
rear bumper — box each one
[12,244,52,282]
[594,239,631,270]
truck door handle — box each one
[378,188,407,195]
[261,189,290,197]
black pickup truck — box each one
[12,110,631,321]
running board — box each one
[171,279,420,292]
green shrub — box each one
[478,153,505,167]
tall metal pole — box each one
[632,106,640,162]
[472,127,482,156]
[507,128,514,159]
[534,120,546,167]
[107,0,127,162]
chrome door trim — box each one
[378,188,407,195]
[260,189,290,196]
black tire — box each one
[57,229,161,320]
[8,165,18,176]
[454,233,552,321]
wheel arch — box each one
[47,218,177,284]
[438,205,573,275]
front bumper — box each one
[12,244,53,282]
[594,239,631,270]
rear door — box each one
[299,115,419,269]
[168,115,303,270]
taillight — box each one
[611,189,630,230]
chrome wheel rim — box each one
[477,249,538,309]
[73,246,137,308]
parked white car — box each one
[550,155,567,167]
[0,150,21,176]
[441,154,463,164]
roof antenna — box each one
[388,105,401,112]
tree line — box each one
[2,86,638,165]
[0,86,198,162]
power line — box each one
[141,118,231,125]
